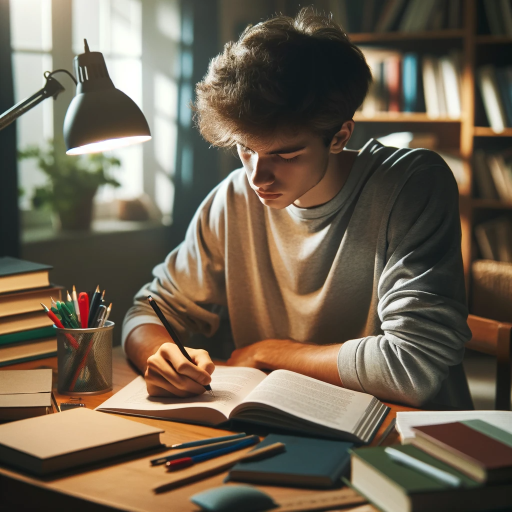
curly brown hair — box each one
[193,7,372,148]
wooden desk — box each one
[0,347,418,512]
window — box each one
[10,0,180,233]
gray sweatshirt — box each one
[123,138,473,409]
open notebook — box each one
[97,367,389,444]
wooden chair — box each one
[466,315,512,410]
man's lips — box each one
[255,189,282,199]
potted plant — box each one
[18,140,121,231]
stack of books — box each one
[360,49,461,118]
[348,419,512,512]
[0,257,62,366]
[477,66,512,133]
[330,0,462,33]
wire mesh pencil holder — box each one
[56,321,114,396]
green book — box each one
[228,434,353,488]
[349,445,512,512]
[462,419,512,448]
[0,327,56,346]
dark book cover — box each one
[0,257,52,278]
[228,433,353,488]
[413,422,512,473]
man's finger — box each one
[160,344,212,386]
[148,355,207,395]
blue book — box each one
[496,68,512,127]
[227,434,353,488]
[403,53,418,112]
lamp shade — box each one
[64,42,151,155]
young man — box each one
[123,9,472,408]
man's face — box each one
[237,131,332,210]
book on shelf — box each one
[411,421,512,483]
[0,326,55,347]
[0,311,53,336]
[227,433,353,488]
[395,410,512,443]
[348,444,512,512]
[477,65,509,133]
[0,369,52,421]
[0,408,164,475]
[474,217,512,262]
[359,50,460,117]
[0,257,51,295]
[0,338,57,367]
[473,150,499,200]
[483,0,512,36]
[96,367,389,444]
[0,285,63,318]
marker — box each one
[78,292,89,328]
[88,285,101,328]
[40,303,79,349]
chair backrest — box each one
[466,314,512,410]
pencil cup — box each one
[56,321,114,396]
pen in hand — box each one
[147,295,214,397]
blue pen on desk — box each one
[166,435,260,471]
[151,435,259,466]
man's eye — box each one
[278,155,299,162]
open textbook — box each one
[97,367,389,444]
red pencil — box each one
[40,303,79,350]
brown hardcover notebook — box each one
[0,285,63,318]
[0,257,51,295]
[411,422,512,483]
[0,408,164,475]
[0,311,53,336]
[0,369,52,421]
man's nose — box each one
[251,156,275,188]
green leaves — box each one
[18,140,122,213]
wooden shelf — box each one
[350,30,465,43]
[354,112,461,123]
[472,199,512,210]
[473,127,512,137]
[475,35,512,44]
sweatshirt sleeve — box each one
[121,181,228,350]
[337,163,471,407]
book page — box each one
[397,410,512,443]
[238,369,374,433]
[96,366,267,418]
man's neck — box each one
[294,149,359,209]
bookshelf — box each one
[345,0,512,293]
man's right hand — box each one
[124,324,215,397]
[145,342,215,397]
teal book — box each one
[349,445,512,512]
[227,434,353,488]
[0,326,56,346]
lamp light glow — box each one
[66,135,152,155]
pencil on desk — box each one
[171,432,247,449]
[154,442,285,493]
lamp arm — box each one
[0,74,66,132]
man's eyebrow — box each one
[237,142,307,155]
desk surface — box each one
[0,347,418,512]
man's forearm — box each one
[124,324,170,374]
[229,339,344,387]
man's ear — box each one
[329,120,355,154]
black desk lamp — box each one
[0,40,151,154]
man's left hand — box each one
[226,339,283,369]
